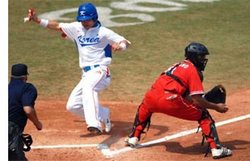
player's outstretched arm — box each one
[111,40,131,51]
[25,9,61,31]
[191,94,229,113]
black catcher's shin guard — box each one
[198,110,221,156]
[128,103,152,140]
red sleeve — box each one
[186,63,204,96]
[157,60,204,96]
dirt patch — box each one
[25,90,250,161]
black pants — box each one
[8,121,27,161]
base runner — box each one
[26,2,131,135]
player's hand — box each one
[35,121,43,131]
[215,103,229,113]
[24,9,39,23]
[111,40,131,51]
[111,42,122,51]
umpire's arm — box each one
[24,106,43,130]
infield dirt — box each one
[25,89,250,161]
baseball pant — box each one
[66,65,111,129]
[131,88,218,148]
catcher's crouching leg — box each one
[198,110,220,149]
[125,103,152,147]
[198,110,232,158]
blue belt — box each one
[83,65,100,72]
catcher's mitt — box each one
[204,85,226,103]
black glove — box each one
[204,85,226,103]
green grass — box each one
[9,0,250,102]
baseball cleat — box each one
[124,137,139,147]
[104,119,112,133]
[87,126,102,135]
[211,146,232,159]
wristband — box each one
[40,19,49,28]
[119,42,127,51]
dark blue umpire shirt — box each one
[8,79,37,131]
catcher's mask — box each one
[185,42,209,71]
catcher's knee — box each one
[129,104,152,140]
[198,110,213,123]
[198,110,220,146]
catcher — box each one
[125,42,232,159]
[9,64,43,161]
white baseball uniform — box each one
[60,21,126,131]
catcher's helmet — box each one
[76,3,98,22]
[185,42,209,71]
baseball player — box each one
[125,42,232,159]
[26,2,130,134]
[9,64,43,161]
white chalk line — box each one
[32,144,99,149]
[31,114,250,158]
[101,113,250,158]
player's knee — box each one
[198,110,213,123]
[66,101,74,112]
[66,100,83,112]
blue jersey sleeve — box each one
[22,83,37,108]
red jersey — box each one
[152,60,204,96]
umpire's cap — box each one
[11,63,29,78]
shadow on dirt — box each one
[79,120,169,146]
[162,140,250,156]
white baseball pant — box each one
[66,65,111,130]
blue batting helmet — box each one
[76,3,98,22]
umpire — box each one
[8,63,42,161]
